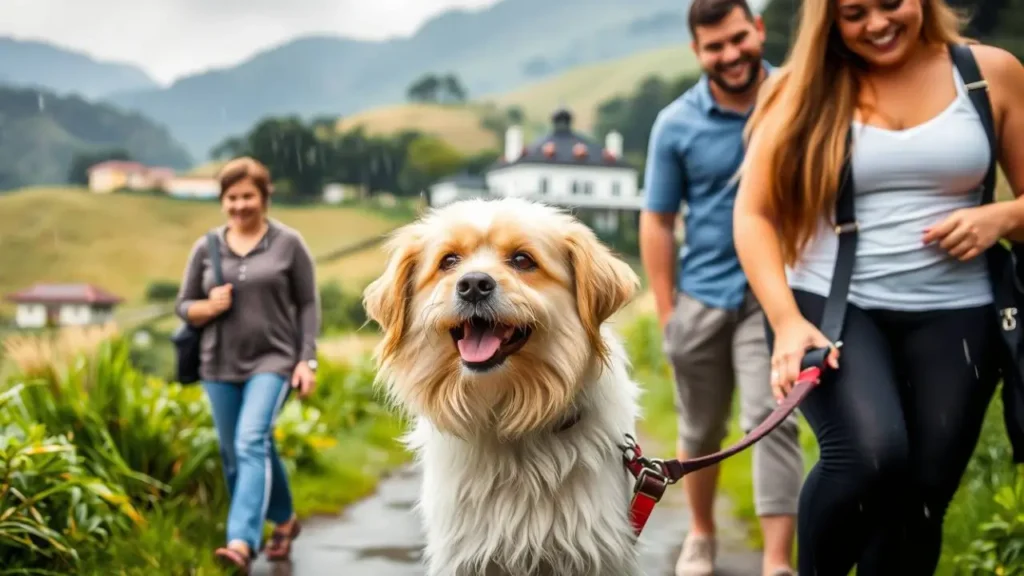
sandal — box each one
[264,519,302,562]
[214,545,253,574]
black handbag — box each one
[949,43,1024,463]
[170,232,225,385]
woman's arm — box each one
[175,238,220,327]
[734,128,803,331]
[289,234,320,363]
[978,45,1024,240]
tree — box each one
[441,74,468,103]
[407,74,441,103]
[399,135,464,193]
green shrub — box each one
[0,383,141,573]
[319,280,369,334]
[0,326,390,573]
[144,280,180,302]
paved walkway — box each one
[252,464,762,576]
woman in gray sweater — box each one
[174,157,320,572]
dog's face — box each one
[364,198,640,440]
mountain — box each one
[106,0,696,159]
[0,86,192,190]
[0,37,157,99]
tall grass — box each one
[0,325,407,574]
[621,314,1024,575]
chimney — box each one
[605,131,623,159]
[505,125,523,163]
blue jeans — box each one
[203,372,294,552]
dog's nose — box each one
[456,272,496,303]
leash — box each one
[621,345,838,537]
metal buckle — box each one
[834,221,858,235]
[965,80,988,91]
[633,467,669,502]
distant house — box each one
[164,176,220,200]
[5,283,123,329]
[87,161,175,193]
[426,108,639,234]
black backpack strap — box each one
[206,231,224,286]
[818,130,857,348]
[949,43,997,205]
[803,131,856,367]
[205,231,225,377]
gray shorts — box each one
[662,290,803,517]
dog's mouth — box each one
[449,316,532,371]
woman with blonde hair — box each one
[174,156,320,572]
[733,0,1024,572]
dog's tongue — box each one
[457,321,509,363]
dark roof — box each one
[6,283,123,305]
[489,108,633,171]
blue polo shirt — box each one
[643,63,773,310]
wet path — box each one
[252,464,762,576]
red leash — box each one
[622,350,833,538]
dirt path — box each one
[251,463,762,576]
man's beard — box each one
[707,54,762,95]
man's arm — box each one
[639,111,686,330]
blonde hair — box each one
[739,0,969,266]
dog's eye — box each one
[440,253,460,271]
[509,252,537,271]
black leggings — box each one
[768,289,1000,576]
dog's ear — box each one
[363,224,424,359]
[565,221,641,359]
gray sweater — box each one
[175,219,320,382]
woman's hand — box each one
[770,315,840,403]
[923,203,1009,261]
[291,362,316,399]
[208,284,233,315]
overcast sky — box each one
[2,0,500,85]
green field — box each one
[0,188,409,311]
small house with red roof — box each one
[5,283,123,329]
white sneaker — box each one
[675,532,716,576]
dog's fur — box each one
[363,198,644,576]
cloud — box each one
[1,0,498,84]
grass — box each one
[0,187,410,311]
[336,103,500,155]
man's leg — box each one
[663,292,736,576]
[734,292,802,575]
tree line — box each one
[208,115,498,201]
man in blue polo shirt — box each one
[639,0,802,575]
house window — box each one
[612,181,621,196]
[571,181,579,194]
[583,181,593,195]
[539,178,548,194]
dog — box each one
[363,197,645,576]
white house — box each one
[426,108,641,234]
[5,284,123,329]
[164,176,220,200]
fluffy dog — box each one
[363,197,645,576]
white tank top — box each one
[785,65,994,311]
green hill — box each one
[0,86,192,190]
[327,44,699,154]
[0,188,407,311]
